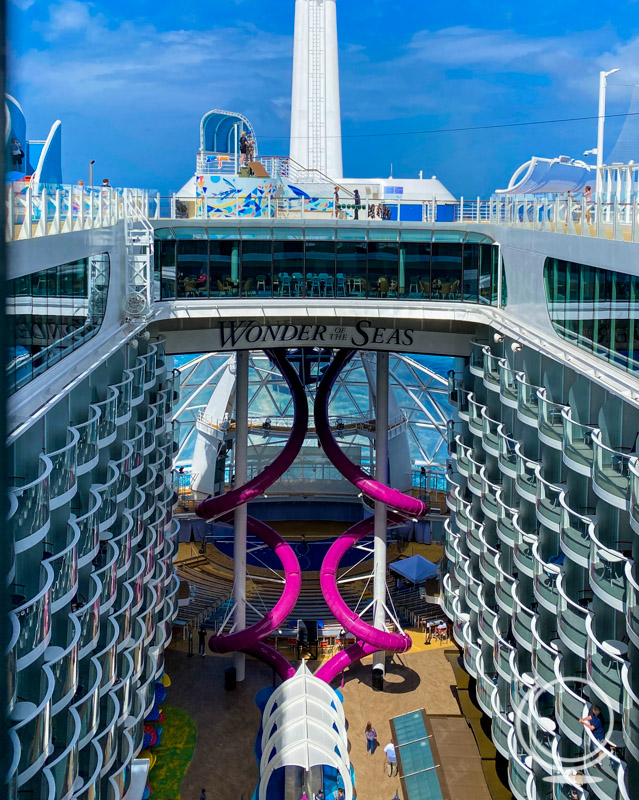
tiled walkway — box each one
[164,646,492,800]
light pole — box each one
[88,159,95,187]
[596,69,620,201]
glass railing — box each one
[114,513,133,576]
[128,617,146,680]
[497,425,518,476]
[152,337,166,372]
[631,457,639,533]
[483,350,501,390]
[112,651,135,723]
[10,453,52,548]
[582,728,625,800]
[467,453,485,495]
[561,408,596,475]
[476,654,497,715]
[43,709,80,800]
[462,622,480,677]
[622,664,639,762]
[95,387,117,445]
[589,533,628,611]
[14,563,53,667]
[94,462,119,532]
[481,409,500,455]
[10,665,54,781]
[467,394,485,436]
[498,359,519,406]
[554,663,589,745]
[480,471,501,520]
[537,390,566,447]
[95,615,119,695]
[74,740,101,800]
[515,443,539,501]
[441,574,457,621]
[457,388,470,418]
[464,565,482,613]
[559,495,594,568]
[47,427,79,507]
[469,341,487,375]
[507,729,533,800]
[491,691,513,757]
[453,542,469,587]
[150,392,167,432]
[47,523,79,608]
[73,488,101,566]
[494,624,515,679]
[516,373,540,424]
[107,730,133,800]
[592,430,633,506]
[585,615,626,713]
[513,514,537,577]
[496,490,518,547]
[532,543,560,612]
[74,574,101,656]
[478,530,499,583]
[140,408,158,455]
[95,693,119,774]
[72,657,101,745]
[455,435,471,475]
[95,541,118,612]
[112,443,133,504]
[556,574,590,657]
[479,602,497,645]
[112,371,134,424]
[139,346,158,388]
[512,586,535,649]
[131,361,145,405]
[495,557,516,613]
[536,471,563,531]
[114,583,134,648]
[531,617,560,691]
[625,561,639,649]
[74,405,100,475]
[466,516,484,555]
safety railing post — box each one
[476,196,481,223]
[6,184,14,241]
[35,188,48,237]
[459,196,464,222]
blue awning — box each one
[389,555,439,584]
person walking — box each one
[365,721,377,754]
[11,138,24,171]
[354,189,361,220]
[333,187,340,217]
[384,741,398,776]
[198,624,207,656]
[199,789,206,800]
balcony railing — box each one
[589,531,629,612]
[516,374,541,425]
[592,430,633,509]
[585,614,626,714]
[556,574,590,658]
[561,408,596,476]
[630,457,639,534]
[625,561,639,649]
[515,443,538,502]
[537,390,566,449]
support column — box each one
[234,349,249,681]
[373,351,389,681]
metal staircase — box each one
[123,189,154,321]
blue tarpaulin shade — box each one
[389,555,439,585]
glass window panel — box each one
[477,244,493,305]
[177,240,209,299]
[304,227,336,241]
[401,243,431,300]
[271,227,304,240]
[239,227,272,240]
[336,241,367,297]
[401,230,433,242]
[210,241,239,297]
[241,241,272,297]
[207,227,240,240]
[159,241,177,300]
[336,227,367,241]
[462,245,479,303]
[431,230,463,242]
[273,241,305,297]
[369,228,399,241]
[432,243,462,301]
[174,227,208,239]
[154,227,175,240]
[367,242,399,298]
[305,241,336,298]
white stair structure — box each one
[123,190,155,320]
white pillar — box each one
[373,351,389,678]
[234,349,249,681]
[290,0,343,178]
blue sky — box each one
[8,0,639,196]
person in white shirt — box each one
[384,742,398,776]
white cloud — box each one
[10,0,35,9]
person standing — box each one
[353,189,361,219]
[384,741,398,776]
[200,789,206,800]
[334,187,340,217]
[579,705,605,746]
[11,138,24,171]
[187,628,194,657]
[239,131,248,167]
[365,721,377,754]
[198,624,207,656]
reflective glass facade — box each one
[7,253,110,395]
[154,227,501,305]
[544,257,639,375]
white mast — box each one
[290,0,343,179]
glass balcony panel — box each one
[14,565,53,667]
[494,629,515,678]
[498,359,519,406]
[96,693,119,772]
[586,616,626,713]
[469,341,486,376]
[556,575,590,657]
[73,659,101,745]
[513,515,537,577]
[46,623,80,710]
[532,546,560,612]
[75,740,101,800]
[537,390,565,447]
[48,526,79,608]
[141,347,158,387]
[559,497,594,568]
[583,732,624,800]
[531,619,559,690]
[622,665,639,761]
[74,406,100,474]
[562,408,596,474]
[483,351,501,390]
[74,574,101,655]
[507,731,533,800]
[536,473,563,531]
[112,371,133,423]
[630,457,639,533]
[481,472,501,520]
[476,657,497,714]
[44,710,80,800]
[95,387,117,445]
[152,337,166,371]
[516,374,541,425]
[466,517,483,555]
[96,617,119,693]
[590,535,628,610]
[10,454,52,549]
[467,455,484,496]
[555,672,588,745]
[47,427,79,506]
[113,444,133,503]
[478,533,499,584]
[497,425,518,476]
[462,623,480,676]
[512,588,535,650]
[114,514,133,575]
[479,603,497,645]
[592,430,632,507]
[74,489,101,565]
[491,697,513,757]
[458,389,470,419]
[11,666,54,781]
[95,463,118,532]
[495,560,515,614]
[625,561,639,648]
[95,541,118,611]
[515,444,539,501]
[131,362,145,405]
[468,395,485,436]
[496,492,517,546]
[456,436,471,476]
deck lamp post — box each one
[596,69,620,201]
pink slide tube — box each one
[314,348,428,518]
[196,348,309,521]
[208,513,302,655]
[314,515,411,684]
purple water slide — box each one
[196,348,309,521]
[195,349,308,678]
[314,348,428,518]
[207,513,302,655]
[314,515,411,684]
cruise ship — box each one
[5,3,639,800]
